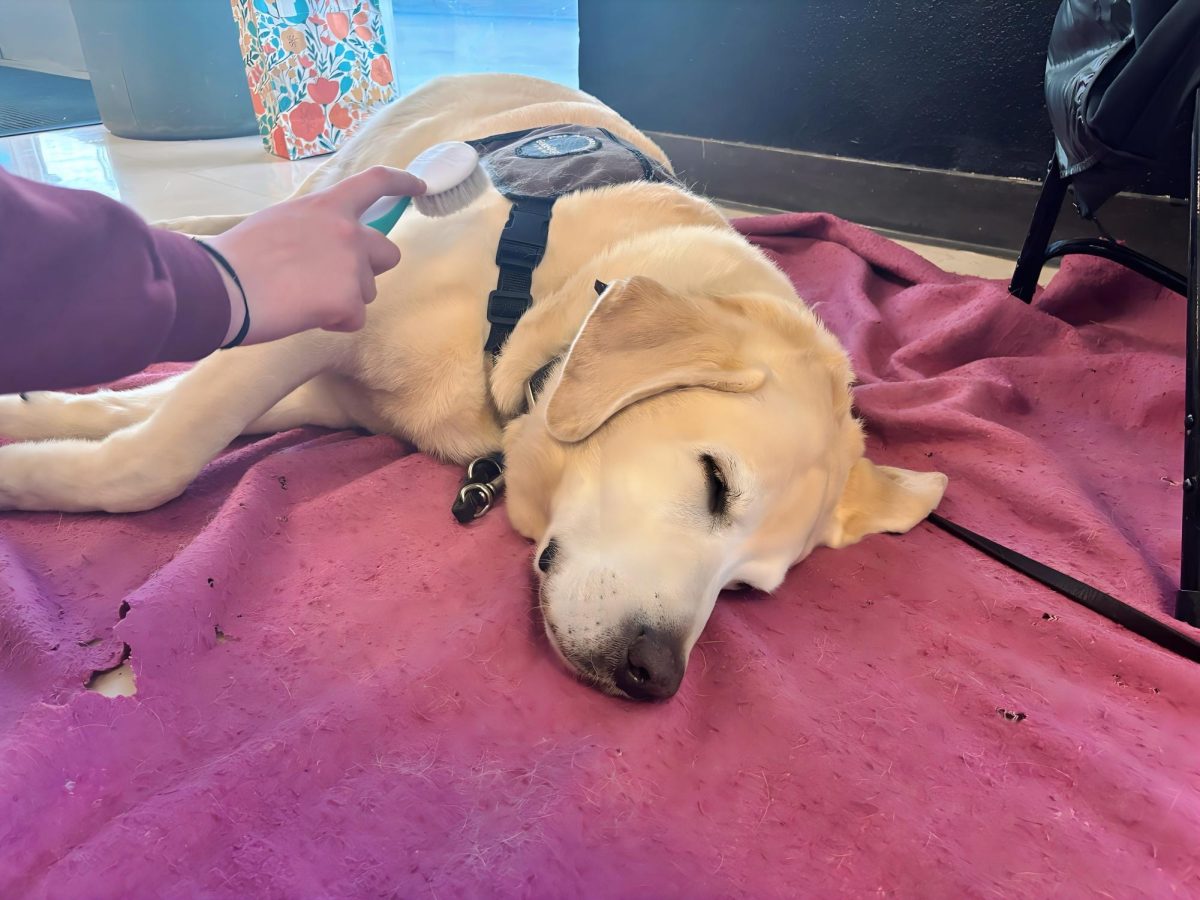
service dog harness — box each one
[449,125,676,524]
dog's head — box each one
[502,276,946,700]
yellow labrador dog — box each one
[0,74,945,699]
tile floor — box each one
[0,125,324,221]
[0,123,1049,286]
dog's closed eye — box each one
[701,453,729,518]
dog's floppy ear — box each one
[545,276,765,442]
[823,457,947,549]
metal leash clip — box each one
[451,454,505,524]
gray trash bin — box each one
[69,0,258,140]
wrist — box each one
[192,238,251,349]
[213,262,246,346]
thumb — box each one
[320,165,427,217]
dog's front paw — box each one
[0,390,93,443]
[0,391,39,442]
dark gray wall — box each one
[578,0,1187,198]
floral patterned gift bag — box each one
[231,0,398,160]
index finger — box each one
[320,166,428,217]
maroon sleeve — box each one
[0,168,231,394]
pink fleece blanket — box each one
[2,213,1198,898]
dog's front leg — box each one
[0,332,348,513]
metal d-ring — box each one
[451,455,507,523]
[456,481,496,519]
[466,456,504,484]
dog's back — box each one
[294,73,673,196]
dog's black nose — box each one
[615,628,685,701]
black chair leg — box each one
[1178,88,1200,626]
[1009,157,1069,302]
[1042,237,1186,295]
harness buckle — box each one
[496,239,545,269]
[493,202,552,269]
[487,289,533,327]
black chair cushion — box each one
[1046,0,1200,215]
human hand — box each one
[205,166,426,346]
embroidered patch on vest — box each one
[514,132,602,159]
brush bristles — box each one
[412,163,490,218]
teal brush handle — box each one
[363,195,413,234]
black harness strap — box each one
[453,195,555,522]
[485,197,554,356]
[928,512,1200,662]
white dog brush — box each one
[361,140,488,233]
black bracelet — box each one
[192,238,250,349]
